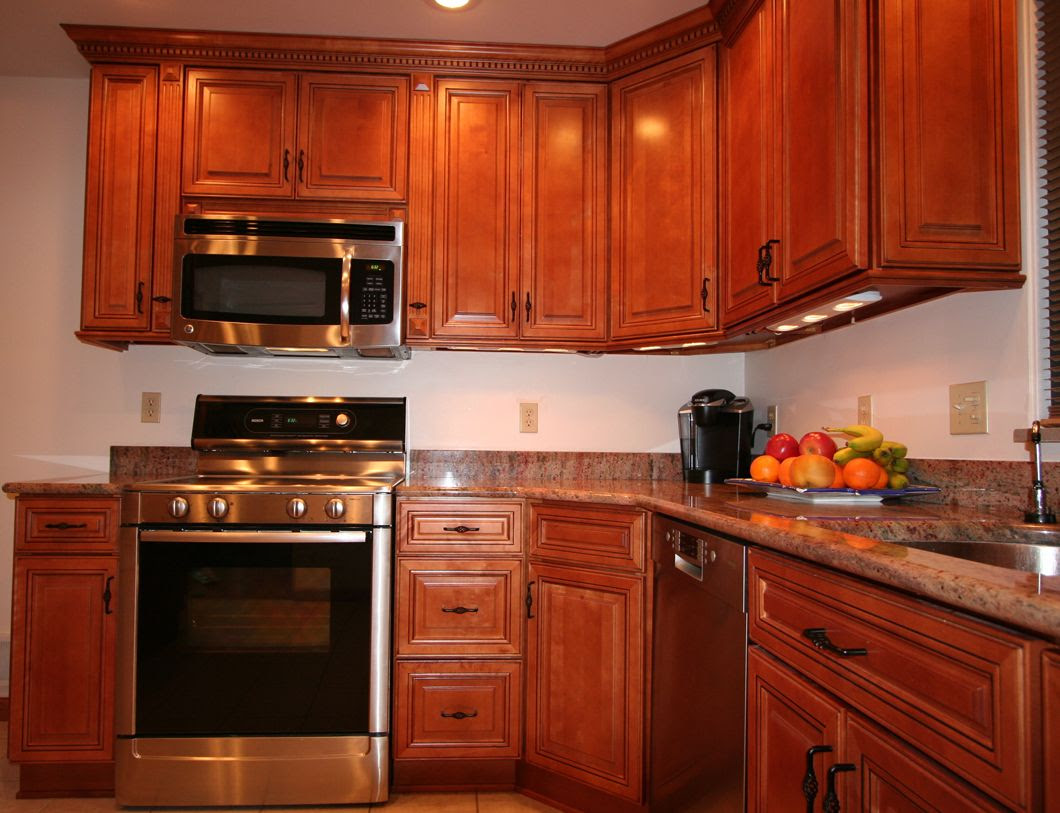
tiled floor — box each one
[0,725,559,813]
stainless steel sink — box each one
[899,538,1060,576]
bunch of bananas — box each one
[823,424,910,489]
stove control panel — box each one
[132,491,380,526]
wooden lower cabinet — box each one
[1045,650,1060,812]
[8,496,119,797]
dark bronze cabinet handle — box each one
[442,525,480,534]
[803,744,833,812]
[136,281,144,314]
[526,580,535,619]
[283,149,290,181]
[298,149,306,183]
[103,576,114,615]
[44,522,87,530]
[409,302,427,310]
[757,238,781,285]
[823,763,856,813]
[804,628,868,658]
[701,277,710,312]
[525,292,532,320]
[441,606,479,614]
[510,291,517,322]
[440,709,478,720]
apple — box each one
[764,432,800,461]
[790,454,837,488]
[799,430,837,459]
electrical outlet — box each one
[766,405,778,434]
[857,395,873,426]
[519,402,539,433]
[949,381,987,435]
[141,392,161,423]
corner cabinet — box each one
[610,48,719,344]
[8,496,119,798]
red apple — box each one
[764,432,800,461]
[799,431,837,459]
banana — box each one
[891,457,909,474]
[823,424,884,452]
[833,447,871,466]
[872,446,894,468]
[888,472,909,490]
[879,440,908,459]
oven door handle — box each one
[138,530,369,544]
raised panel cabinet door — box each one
[720,0,778,327]
[182,69,296,197]
[844,715,1008,812]
[520,83,608,342]
[9,556,116,762]
[1045,650,1060,813]
[432,80,521,339]
[876,0,1020,269]
[747,647,845,813]
[611,48,718,341]
[80,64,157,333]
[297,74,410,200]
[525,561,644,802]
[776,0,867,300]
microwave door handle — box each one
[340,253,352,344]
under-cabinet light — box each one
[431,0,476,8]
[766,291,882,334]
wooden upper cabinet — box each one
[432,80,522,339]
[520,83,608,343]
[876,0,1019,269]
[611,48,718,341]
[81,65,157,334]
[183,69,409,201]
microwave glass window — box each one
[182,255,343,325]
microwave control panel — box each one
[349,259,394,324]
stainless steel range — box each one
[117,395,406,807]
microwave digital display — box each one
[181,255,343,325]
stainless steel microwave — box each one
[171,216,408,359]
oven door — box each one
[115,527,391,806]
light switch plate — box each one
[766,405,778,434]
[949,381,987,435]
[857,395,873,426]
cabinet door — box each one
[81,65,157,333]
[876,0,1020,270]
[297,74,409,201]
[432,80,521,339]
[520,83,607,342]
[747,647,845,813]
[776,0,867,300]
[611,48,718,341]
[720,0,778,327]
[9,556,117,762]
[526,561,644,802]
[183,69,296,197]
[1046,650,1060,813]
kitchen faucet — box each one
[1025,420,1057,524]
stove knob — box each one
[168,496,190,518]
[207,496,229,519]
[325,498,346,519]
[287,498,308,519]
[335,412,351,428]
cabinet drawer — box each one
[396,558,522,656]
[397,500,523,554]
[394,660,521,759]
[530,501,646,571]
[17,497,119,553]
[748,549,1034,811]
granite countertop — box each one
[6,473,1059,642]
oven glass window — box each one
[181,255,343,324]
[135,539,373,737]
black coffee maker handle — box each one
[691,388,735,408]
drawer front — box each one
[17,497,119,553]
[748,549,1034,811]
[530,501,646,571]
[394,660,521,759]
[397,500,523,554]
[396,558,522,656]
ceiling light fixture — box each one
[766,290,883,333]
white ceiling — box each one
[5,0,712,78]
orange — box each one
[873,466,890,489]
[790,454,837,487]
[778,456,797,486]
[749,454,780,483]
[842,457,884,490]
[831,462,845,488]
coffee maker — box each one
[679,389,754,483]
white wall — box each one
[0,75,744,637]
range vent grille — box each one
[183,217,398,242]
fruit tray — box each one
[725,479,941,504]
